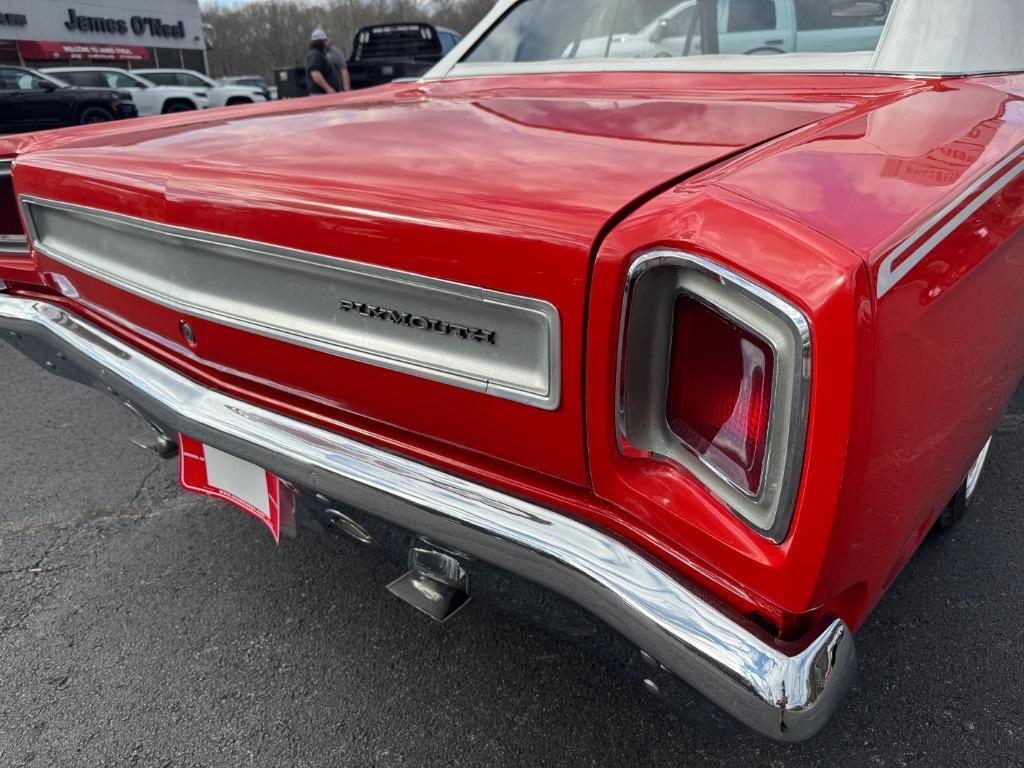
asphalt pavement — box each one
[1,339,1022,767]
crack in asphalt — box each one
[126,463,164,509]
[30,528,76,572]
[0,506,165,537]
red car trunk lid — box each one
[11,73,868,485]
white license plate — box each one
[178,434,291,542]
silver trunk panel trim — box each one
[20,195,561,410]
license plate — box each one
[178,434,291,543]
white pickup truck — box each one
[574,0,886,59]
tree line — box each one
[201,0,497,81]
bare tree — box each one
[201,0,497,80]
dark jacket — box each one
[306,46,342,94]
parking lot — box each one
[0,340,1022,767]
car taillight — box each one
[617,250,810,542]
[667,297,774,496]
[0,160,28,257]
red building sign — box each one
[18,39,150,62]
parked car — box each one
[0,66,137,133]
[219,75,276,100]
[2,0,1022,743]
[41,67,208,116]
[134,68,270,106]
[218,75,268,89]
[572,0,885,57]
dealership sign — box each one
[0,2,204,51]
[18,39,150,62]
[64,8,186,39]
[0,13,28,27]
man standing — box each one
[306,27,343,95]
[326,37,352,93]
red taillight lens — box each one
[666,297,774,496]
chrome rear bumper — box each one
[0,294,855,741]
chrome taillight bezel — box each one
[617,249,811,543]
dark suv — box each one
[0,66,138,134]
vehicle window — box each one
[177,73,210,88]
[0,70,53,91]
[142,72,176,86]
[726,0,777,32]
[0,68,21,90]
[794,0,883,28]
[54,71,105,88]
[463,0,889,64]
[439,31,460,53]
[663,6,697,38]
[102,72,140,89]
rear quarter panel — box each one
[587,182,866,634]
[646,76,1024,631]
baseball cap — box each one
[311,27,328,41]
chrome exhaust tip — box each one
[387,541,471,623]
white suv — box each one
[41,67,207,116]
[134,68,269,108]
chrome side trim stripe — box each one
[19,195,561,410]
[0,295,855,741]
[877,144,1024,298]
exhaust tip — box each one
[387,542,471,623]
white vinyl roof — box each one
[426,0,1024,79]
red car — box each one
[0,0,1020,741]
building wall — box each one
[0,0,205,70]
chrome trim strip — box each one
[965,437,993,502]
[877,144,1024,298]
[0,295,854,741]
[617,250,811,543]
[19,195,561,410]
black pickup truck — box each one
[347,23,462,90]
[275,23,462,97]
